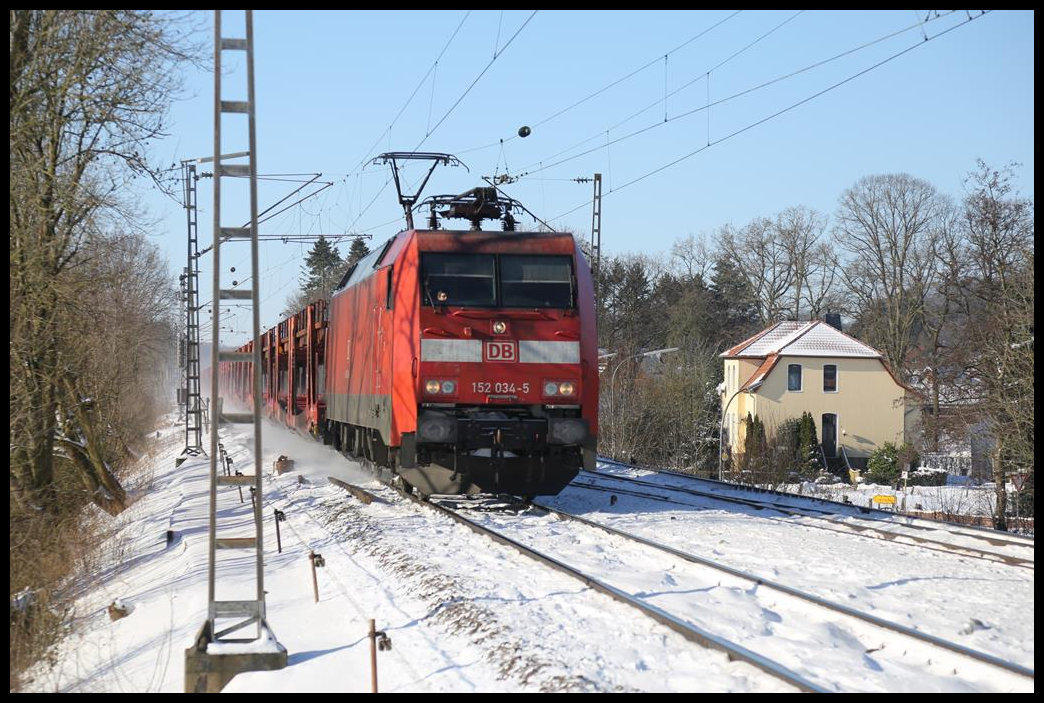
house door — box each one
[821,413,837,458]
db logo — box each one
[484,340,517,362]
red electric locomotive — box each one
[223,183,598,497]
[324,187,598,497]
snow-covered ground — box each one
[784,477,1019,521]
[23,415,1034,692]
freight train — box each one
[221,185,598,497]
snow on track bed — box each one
[257,472,797,692]
[575,470,1034,569]
[441,496,1032,693]
[538,467,1034,673]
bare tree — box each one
[669,233,715,283]
[10,11,199,685]
[912,201,968,453]
[10,10,198,511]
[55,232,178,513]
[802,241,843,319]
[719,220,795,325]
[956,161,1033,530]
[718,207,834,325]
[835,173,950,379]
[773,207,840,319]
[775,206,824,320]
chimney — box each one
[824,312,842,332]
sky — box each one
[141,10,1034,344]
[22,417,1033,693]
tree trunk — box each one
[14,344,60,509]
[60,376,128,515]
[992,435,1007,531]
[929,370,940,453]
[59,439,124,517]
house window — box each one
[824,364,837,392]
[788,364,802,391]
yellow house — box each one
[719,321,921,466]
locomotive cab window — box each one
[421,253,496,307]
[500,255,574,309]
[420,252,574,309]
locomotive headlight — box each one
[543,380,578,397]
[492,320,507,334]
[424,379,457,396]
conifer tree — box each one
[300,236,347,300]
[346,236,370,268]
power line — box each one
[347,11,473,178]
[457,11,745,158]
[509,11,804,177]
[330,12,475,241]
[413,10,539,151]
[345,178,393,234]
[518,10,967,181]
[548,11,989,221]
[349,12,539,232]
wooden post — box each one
[274,509,284,553]
[370,618,378,693]
[309,551,319,603]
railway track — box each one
[530,497,1034,687]
[255,442,1032,691]
[411,490,1032,692]
[256,449,801,689]
[596,457,1035,547]
[413,491,819,693]
[579,466,1034,570]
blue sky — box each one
[144,10,1034,341]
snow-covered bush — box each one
[863,442,919,486]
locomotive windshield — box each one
[500,255,573,308]
[421,253,574,309]
[421,253,496,307]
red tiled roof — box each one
[741,354,779,391]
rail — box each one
[533,491,1034,683]
[407,491,824,692]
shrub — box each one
[1015,489,1034,518]
[907,467,947,486]
[864,442,920,486]
[776,412,819,479]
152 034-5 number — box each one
[472,381,529,394]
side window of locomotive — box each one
[499,255,574,308]
[420,253,496,307]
